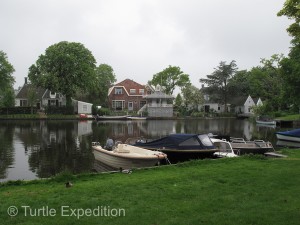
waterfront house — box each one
[107,79,153,112]
[141,85,174,117]
[15,78,66,109]
[230,95,262,116]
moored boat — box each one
[126,133,217,160]
[210,138,238,158]
[256,116,277,126]
[276,128,300,142]
[229,137,274,155]
[92,142,167,170]
[95,115,130,120]
[127,116,147,120]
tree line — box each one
[0,0,299,115]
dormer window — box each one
[50,91,56,98]
[115,88,123,95]
[130,89,136,94]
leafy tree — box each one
[28,41,97,107]
[0,87,15,107]
[278,0,300,44]
[181,84,204,111]
[200,61,237,112]
[94,64,116,106]
[150,66,190,95]
[278,1,300,111]
[0,51,15,107]
[227,70,251,98]
[280,46,300,111]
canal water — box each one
[0,118,290,182]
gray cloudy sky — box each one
[0,0,292,89]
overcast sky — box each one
[0,0,292,90]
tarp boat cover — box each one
[133,133,215,151]
[276,128,300,138]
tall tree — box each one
[94,64,116,106]
[150,65,190,95]
[278,1,300,111]
[280,46,300,110]
[200,61,237,112]
[28,41,97,107]
[181,84,204,111]
[0,51,15,108]
[278,0,300,45]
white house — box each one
[73,100,93,114]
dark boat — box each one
[276,128,300,143]
[126,133,217,161]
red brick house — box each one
[107,79,153,111]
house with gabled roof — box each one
[15,77,66,109]
[107,79,154,111]
[230,95,263,116]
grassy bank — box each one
[1,150,300,225]
[276,114,300,121]
[0,114,79,120]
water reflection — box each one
[0,118,283,182]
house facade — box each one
[199,93,263,115]
[231,95,263,115]
[15,78,66,109]
[107,79,153,112]
[142,85,174,117]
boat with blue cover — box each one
[276,128,300,142]
[126,133,217,160]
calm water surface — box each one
[0,119,289,182]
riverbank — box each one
[1,149,300,225]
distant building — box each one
[15,77,66,109]
[107,79,153,111]
[142,85,174,117]
[230,95,263,116]
[15,77,93,115]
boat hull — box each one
[92,145,165,170]
[276,133,300,142]
[230,143,273,155]
[256,120,276,125]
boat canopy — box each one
[276,128,300,137]
[134,134,215,150]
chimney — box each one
[25,77,28,84]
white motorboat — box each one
[211,138,238,158]
[92,142,167,170]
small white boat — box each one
[256,116,276,126]
[127,116,147,120]
[230,138,274,155]
[95,115,130,120]
[211,138,238,158]
[92,142,167,170]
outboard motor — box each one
[105,138,114,150]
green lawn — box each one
[276,114,300,121]
[1,150,300,225]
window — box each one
[140,101,146,108]
[115,88,123,95]
[20,100,28,106]
[179,137,200,146]
[128,102,133,111]
[139,89,144,95]
[130,89,136,94]
[198,135,213,147]
[112,100,124,110]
